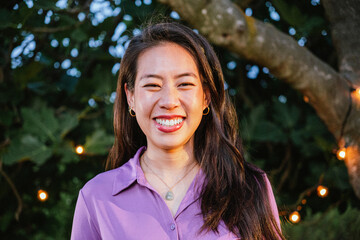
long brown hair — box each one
[106,22,284,239]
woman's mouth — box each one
[154,117,185,132]
[155,118,183,127]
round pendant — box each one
[165,191,174,201]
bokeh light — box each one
[37,189,48,202]
[289,211,301,223]
[317,185,329,198]
[76,145,84,155]
[337,148,346,160]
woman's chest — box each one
[90,187,238,239]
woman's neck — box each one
[142,144,197,177]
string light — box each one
[37,189,49,202]
[337,148,346,160]
[75,145,84,155]
[352,87,360,102]
[317,185,329,198]
[303,96,309,103]
[289,211,301,223]
[301,199,307,205]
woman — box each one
[71,22,284,240]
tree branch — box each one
[29,21,84,33]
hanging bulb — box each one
[75,145,84,155]
[351,87,360,101]
[37,189,49,202]
[355,88,360,97]
[303,96,309,103]
[337,148,346,160]
[289,211,301,223]
[317,185,329,198]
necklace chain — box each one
[142,154,197,201]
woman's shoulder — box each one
[81,168,120,195]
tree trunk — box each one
[158,0,360,199]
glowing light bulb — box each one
[37,189,48,202]
[352,88,360,101]
[303,96,309,103]
[337,148,346,160]
[76,145,84,155]
[289,211,301,223]
[317,185,329,198]
[301,199,307,205]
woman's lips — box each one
[154,117,185,133]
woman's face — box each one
[125,42,209,152]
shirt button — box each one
[170,223,176,231]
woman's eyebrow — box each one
[139,74,163,80]
[139,72,198,80]
[175,72,198,79]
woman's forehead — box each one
[136,43,200,79]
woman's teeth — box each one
[156,118,183,127]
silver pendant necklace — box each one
[142,155,197,201]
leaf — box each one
[84,129,114,155]
[2,135,52,165]
[272,0,308,28]
[21,106,59,142]
[59,142,79,164]
[272,0,325,36]
[58,112,79,138]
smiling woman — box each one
[71,22,285,240]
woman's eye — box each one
[179,83,195,87]
[144,84,160,88]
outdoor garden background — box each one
[1,0,360,239]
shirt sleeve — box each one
[264,175,281,231]
[71,190,101,240]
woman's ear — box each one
[124,83,135,110]
[203,87,211,108]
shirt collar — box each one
[111,146,206,201]
[112,146,146,196]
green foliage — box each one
[272,0,325,37]
[84,129,114,155]
[2,103,79,165]
[283,206,360,240]
[0,0,358,239]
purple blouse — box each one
[71,147,281,239]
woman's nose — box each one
[158,85,180,110]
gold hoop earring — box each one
[203,106,210,115]
[128,107,136,117]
